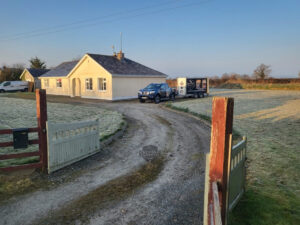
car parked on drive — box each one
[0,81,28,93]
[138,83,176,103]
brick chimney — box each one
[116,50,124,61]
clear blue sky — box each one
[0,0,299,78]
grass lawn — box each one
[169,89,300,225]
[0,95,124,168]
[217,82,300,91]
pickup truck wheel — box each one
[139,99,145,103]
[23,88,28,92]
[194,93,198,98]
[0,89,4,93]
[154,95,160,104]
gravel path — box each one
[0,98,210,225]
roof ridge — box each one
[87,53,116,57]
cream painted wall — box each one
[39,55,166,100]
[21,70,34,82]
[21,70,41,90]
[68,56,113,100]
[112,76,166,100]
[40,77,70,96]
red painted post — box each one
[36,89,48,173]
[208,97,234,225]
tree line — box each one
[211,64,272,82]
[0,57,46,82]
[1,60,300,83]
[212,64,300,83]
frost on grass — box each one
[0,97,123,156]
[170,89,300,222]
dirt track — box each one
[0,99,210,225]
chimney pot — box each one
[116,51,124,61]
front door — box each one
[73,78,81,97]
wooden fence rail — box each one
[0,89,47,172]
[0,127,42,172]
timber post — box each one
[207,97,234,225]
[36,89,48,173]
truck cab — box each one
[138,83,175,104]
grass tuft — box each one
[100,120,126,142]
[228,188,300,225]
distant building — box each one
[39,52,167,100]
[20,68,50,91]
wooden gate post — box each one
[207,97,234,225]
[36,89,48,173]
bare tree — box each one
[253,64,271,80]
[241,74,251,80]
[229,73,241,80]
[298,71,300,78]
[221,73,230,82]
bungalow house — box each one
[39,52,167,100]
[20,68,50,91]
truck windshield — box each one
[145,83,161,89]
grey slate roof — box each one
[88,53,167,77]
[27,68,50,77]
[40,60,79,77]
[40,54,167,78]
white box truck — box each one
[0,81,28,93]
[167,77,209,98]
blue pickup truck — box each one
[138,83,176,103]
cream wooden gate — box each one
[46,119,100,173]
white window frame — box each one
[98,78,107,92]
[85,78,93,90]
[56,79,62,88]
[44,79,49,88]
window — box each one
[56,79,62,88]
[160,84,167,90]
[146,83,160,89]
[85,78,93,90]
[44,79,49,88]
[98,78,106,91]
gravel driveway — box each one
[0,98,210,225]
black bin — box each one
[13,128,29,149]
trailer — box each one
[167,77,209,98]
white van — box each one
[0,81,28,93]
